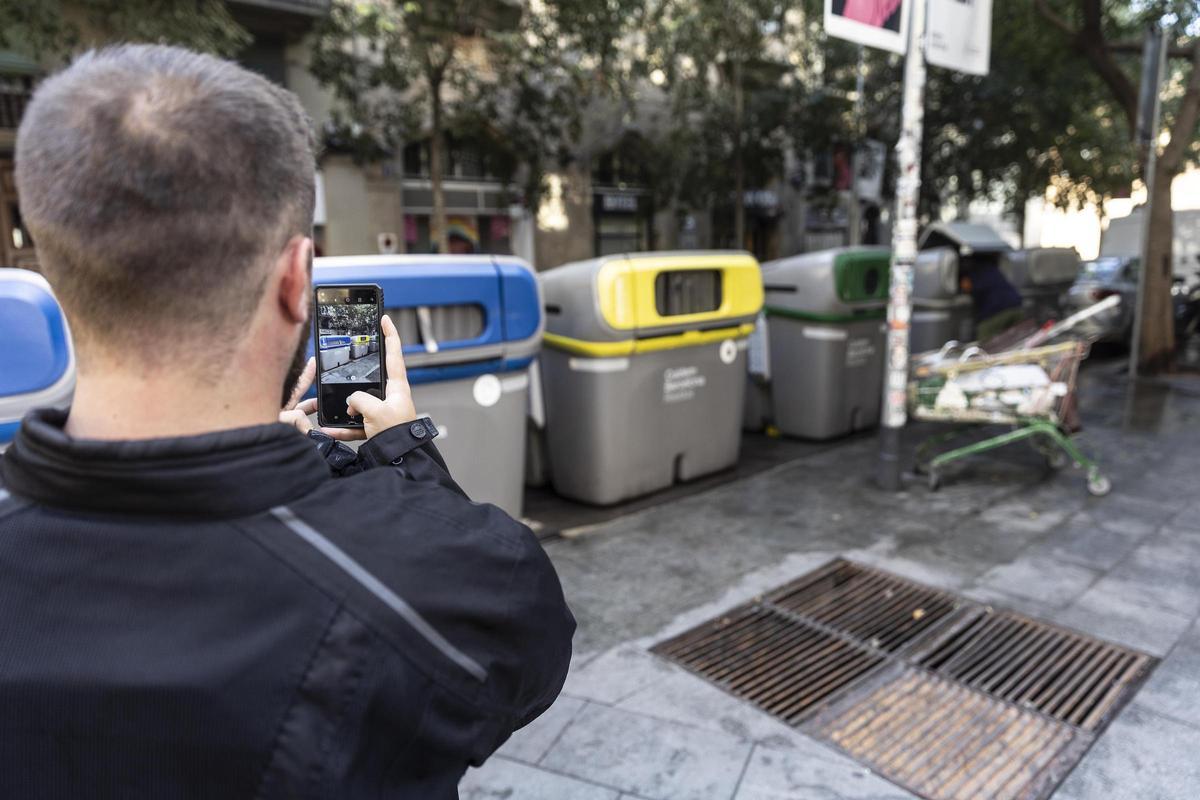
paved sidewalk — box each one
[463,364,1200,799]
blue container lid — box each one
[0,270,71,397]
[312,255,540,356]
[319,335,352,348]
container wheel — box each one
[1087,471,1112,497]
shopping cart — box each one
[908,296,1119,496]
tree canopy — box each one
[0,0,251,60]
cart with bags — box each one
[908,295,1120,496]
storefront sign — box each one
[600,193,639,213]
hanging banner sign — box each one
[824,0,910,54]
[926,0,992,76]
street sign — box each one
[926,0,992,76]
[824,0,911,55]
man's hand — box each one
[320,314,418,441]
[279,357,317,434]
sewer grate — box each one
[809,665,1088,800]
[917,609,1154,731]
[764,560,963,653]
[651,604,884,724]
[651,559,1156,800]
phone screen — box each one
[314,284,385,427]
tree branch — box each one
[1032,0,1076,38]
[1055,0,1139,135]
[1161,40,1200,171]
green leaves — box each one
[0,0,251,62]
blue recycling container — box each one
[0,269,75,447]
[312,255,542,516]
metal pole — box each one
[848,46,866,247]
[875,0,927,491]
[1128,23,1166,379]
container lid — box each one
[312,254,541,365]
[761,247,890,319]
[1001,248,1081,287]
[314,255,540,351]
[596,251,763,335]
[319,335,352,347]
[919,222,1012,256]
[0,270,71,397]
[913,248,960,300]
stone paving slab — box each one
[1022,510,1151,571]
[460,756,620,800]
[614,665,810,751]
[1133,622,1200,729]
[496,695,586,764]
[539,702,753,800]
[1053,703,1200,800]
[976,556,1100,607]
[561,645,676,706]
[1052,582,1194,657]
[733,745,917,800]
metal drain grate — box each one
[810,666,1086,800]
[766,560,962,652]
[918,610,1154,730]
[652,559,1156,800]
[652,605,884,724]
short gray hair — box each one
[16,44,315,361]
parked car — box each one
[1061,256,1138,342]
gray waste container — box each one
[1001,247,1081,324]
[754,247,889,440]
[539,251,763,505]
[312,255,542,517]
[911,248,974,353]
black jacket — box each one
[0,409,574,799]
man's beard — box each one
[280,319,310,408]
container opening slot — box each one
[655,270,723,316]
[386,303,486,347]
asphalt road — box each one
[321,352,380,384]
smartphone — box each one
[313,284,385,427]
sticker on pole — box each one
[718,338,738,365]
[824,0,910,54]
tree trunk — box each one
[429,75,449,254]
[1138,158,1176,373]
[733,59,745,251]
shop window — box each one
[595,214,646,257]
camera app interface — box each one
[316,286,381,423]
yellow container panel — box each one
[595,253,763,332]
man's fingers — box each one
[317,426,366,441]
[381,314,410,400]
[284,357,317,410]
[296,397,318,415]
[346,390,383,418]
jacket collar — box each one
[1,408,329,519]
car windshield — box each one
[1082,257,1132,281]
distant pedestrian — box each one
[962,258,1025,341]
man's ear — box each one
[277,235,312,325]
